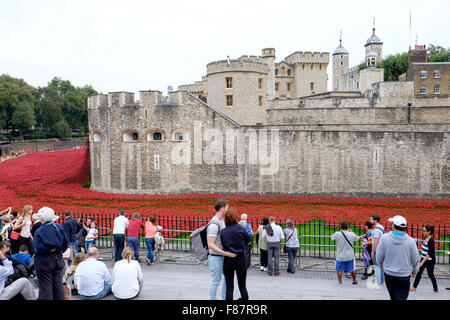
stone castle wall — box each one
[88,91,450,197]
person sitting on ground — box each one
[64,252,87,296]
[112,247,143,299]
[331,221,360,285]
[74,247,112,300]
[12,244,31,266]
[0,241,37,300]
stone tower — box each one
[332,31,349,91]
[365,19,383,67]
[261,48,276,101]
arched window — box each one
[153,132,162,141]
[147,131,165,142]
[123,131,139,142]
[287,69,291,76]
[275,69,278,76]
[371,58,376,66]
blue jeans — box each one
[113,234,125,262]
[80,282,112,300]
[127,236,140,260]
[208,255,226,300]
[85,240,95,251]
[67,241,78,267]
[145,238,155,263]
[373,255,385,286]
[286,247,298,273]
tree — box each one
[52,119,72,139]
[10,101,35,139]
[377,53,409,81]
[427,44,450,62]
[0,75,36,129]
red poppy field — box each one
[1,145,449,229]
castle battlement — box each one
[206,58,269,75]
[284,51,330,64]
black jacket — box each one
[220,223,252,255]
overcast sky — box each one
[0,0,448,95]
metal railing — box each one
[56,215,450,275]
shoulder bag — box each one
[283,229,296,254]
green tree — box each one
[52,119,72,139]
[377,53,409,81]
[0,75,36,129]
[10,101,35,139]
[427,44,450,62]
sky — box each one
[0,0,449,95]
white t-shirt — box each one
[86,228,98,240]
[113,216,129,234]
[112,259,143,299]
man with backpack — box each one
[370,214,385,288]
[262,216,284,276]
[331,221,361,285]
[206,200,236,300]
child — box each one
[85,221,98,251]
[12,244,31,266]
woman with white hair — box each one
[33,207,69,300]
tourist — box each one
[255,217,269,272]
[84,221,98,251]
[361,221,374,280]
[376,215,420,301]
[369,214,385,288]
[12,244,31,266]
[411,225,438,293]
[63,210,81,266]
[220,208,252,300]
[127,212,144,261]
[64,252,86,295]
[12,205,34,256]
[77,217,92,253]
[144,215,162,265]
[284,219,299,274]
[30,214,42,238]
[112,247,143,299]
[0,215,13,241]
[0,241,37,300]
[113,211,129,262]
[75,247,112,300]
[262,216,284,276]
[238,213,253,269]
[207,200,236,300]
[34,206,69,300]
[331,221,360,285]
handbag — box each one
[9,230,20,240]
[283,229,296,254]
[63,247,73,260]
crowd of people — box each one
[0,203,447,301]
[0,205,162,300]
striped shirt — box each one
[421,241,432,261]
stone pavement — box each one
[71,255,450,300]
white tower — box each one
[332,30,349,91]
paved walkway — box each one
[71,256,450,300]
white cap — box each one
[388,215,407,228]
[37,207,59,223]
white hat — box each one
[388,215,407,228]
[37,207,59,223]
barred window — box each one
[420,86,427,95]
[258,78,263,89]
[434,85,440,94]
[226,95,233,107]
[225,77,233,88]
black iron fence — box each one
[59,214,450,266]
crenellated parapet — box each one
[285,51,330,65]
[207,58,269,75]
